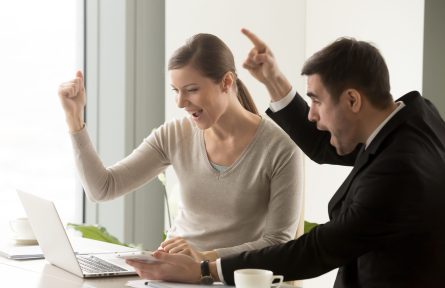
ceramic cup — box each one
[234,269,284,288]
[9,217,36,240]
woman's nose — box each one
[176,92,187,108]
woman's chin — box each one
[193,119,210,130]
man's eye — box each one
[187,88,198,93]
[172,88,179,94]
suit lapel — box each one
[326,91,422,219]
[327,93,418,219]
[328,145,369,218]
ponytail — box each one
[236,78,258,115]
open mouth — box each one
[191,110,203,118]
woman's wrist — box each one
[202,250,218,261]
[66,115,85,133]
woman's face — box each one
[170,65,229,130]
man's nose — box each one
[308,107,318,123]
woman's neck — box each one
[203,105,262,167]
[206,105,260,141]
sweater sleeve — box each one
[215,145,303,257]
[69,125,171,202]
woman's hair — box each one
[168,33,258,114]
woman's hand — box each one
[160,237,217,261]
[126,251,202,284]
[58,70,86,132]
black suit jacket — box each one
[221,91,445,287]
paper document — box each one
[0,243,43,260]
[127,280,298,288]
[126,280,232,288]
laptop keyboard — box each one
[77,255,126,273]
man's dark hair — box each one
[302,37,392,109]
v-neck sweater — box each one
[70,117,303,257]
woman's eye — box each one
[187,88,198,93]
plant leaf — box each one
[67,223,127,247]
[304,221,319,234]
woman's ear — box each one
[221,72,235,93]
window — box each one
[0,0,83,233]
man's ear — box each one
[345,89,362,113]
[221,71,235,93]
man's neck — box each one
[362,101,404,148]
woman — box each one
[58,33,303,262]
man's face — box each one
[306,74,359,155]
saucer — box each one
[13,238,38,245]
[10,234,38,245]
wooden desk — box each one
[0,257,138,287]
[0,258,304,288]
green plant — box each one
[304,220,319,234]
[67,223,132,247]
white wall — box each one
[165,1,424,287]
[164,0,306,227]
[305,0,424,224]
[165,0,306,119]
[303,1,424,286]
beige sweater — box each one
[70,117,303,257]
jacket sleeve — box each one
[266,92,358,166]
[220,154,427,284]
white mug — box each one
[9,217,36,240]
[234,269,284,288]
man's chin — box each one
[330,138,343,155]
[331,137,356,155]
[335,145,356,156]
[332,142,347,155]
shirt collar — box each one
[365,101,406,149]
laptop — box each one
[17,190,138,278]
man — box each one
[127,29,445,287]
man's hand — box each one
[126,251,202,283]
[241,28,276,84]
[241,28,292,101]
